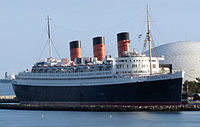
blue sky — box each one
[0,0,199,78]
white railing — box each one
[16,70,113,80]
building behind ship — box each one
[150,41,200,81]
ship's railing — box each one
[31,64,113,73]
[130,70,183,82]
[16,70,114,79]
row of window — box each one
[116,70,148,74]
[116,64,157,69]
[32,67,112,73]
[117,59,157,63]
[21,72,112,77]
[17,76,114,81]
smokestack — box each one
[117,32,130,57]
[70,40,82,61]
[93,36,106,61]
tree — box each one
[183,78,200,93]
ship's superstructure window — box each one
[132,64,137,68]
[142,64,146,67]
[118,60,127,62]
[116,64,125,69]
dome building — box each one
[150,41,200,81]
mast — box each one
[147,5,152,75]
[47,16,52,60]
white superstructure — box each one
[14,52,184,87]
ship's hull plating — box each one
[12,78,183,105]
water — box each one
[1,83,200,127]
[0,110,200,127]
[0,82,15,95]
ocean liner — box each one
[12,6,184,105]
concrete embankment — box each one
[0,96,200,111]
[1,103,200,111]
[0,95,18,103]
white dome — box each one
[152,41,200,81]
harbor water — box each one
[0,82,15,96]
[1,82,200,127]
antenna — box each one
[147,5,153,75]
[47,16,52,60]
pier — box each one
[0,95,18,103]
[0,96,200,111]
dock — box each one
[0,96,200,111]
[0,95,18,103]
[1,103,200,112]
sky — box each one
[0,0,199,78]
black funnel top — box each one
[117,32,129,42]
[70,40,81,49]
[93,36,105,46]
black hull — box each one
[12,78,183,105]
